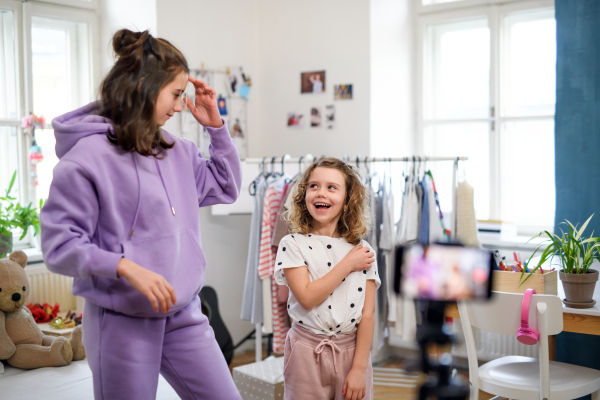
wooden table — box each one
[445,276,600,360]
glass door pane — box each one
[500,119,555,228]
[0,126,18,193]
[423,122,490,220]
[422,0,466,5]
[0,8,18,119]
[30,15,91,204]
[501,9,556,117]
[424,18,490,120]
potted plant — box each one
[0,171,44,259]
[521,214,599,308]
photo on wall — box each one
[334,84,353,100]
[229,118,247,159]
[310,107,322,127]
[226,67,246,96]
[301,70,326,94]
[287,112,304,128]
[325,105,335,129]
[217,96,228,115]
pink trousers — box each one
[283,323,373,400]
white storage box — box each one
[233,357,284,400]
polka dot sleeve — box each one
[274,235,306,285]
[362,240,382,289]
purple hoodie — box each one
[40,102,242,317]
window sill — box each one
[479,234,546,251]
[21,247,44,264]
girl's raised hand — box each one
[342,244,375,273]
[184,76,223,128]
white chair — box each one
[458,291,600,400]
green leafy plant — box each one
[519,214,600,287]
[0,171,44,259]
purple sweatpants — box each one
[82,296,242,400]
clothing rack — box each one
[246,155,468,363]
[247,154,468,239]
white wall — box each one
[370,0,415,157]
[98,0,158,77]
[256,0,371,158]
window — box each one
[31,13,92,205]
[0,0,97,252]
[417,0,556,235]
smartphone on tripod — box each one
[394,243,494,400]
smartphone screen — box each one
[395,244,493,301]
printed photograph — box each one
[334,84,353,100]
[325,105,335,129]
[217,96,227,115]
[287,112,304,128]
[310,107,322,127]
[301,70,326,94]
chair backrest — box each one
[458,291,563,400]
[461,291,564,337]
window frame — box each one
[0,0,99,256]
[29,0,98,11]
[415,0,556,236]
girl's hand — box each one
[184,76,223,128]
[117,258,177,313]
[342,368,367,400]
[342,244,375,273]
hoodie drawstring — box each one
[129,154,175,238]
[155,158,175,216]
[130,154,142,238]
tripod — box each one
[417,301,469,400]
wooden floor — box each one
[230,351,496,400]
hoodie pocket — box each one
[109,229,207,316]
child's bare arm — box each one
[283,245,374,310]
[343,279,376,399]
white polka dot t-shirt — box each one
[274,234,381,337]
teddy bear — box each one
[0,250,86,370]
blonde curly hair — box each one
[286,157,371,245]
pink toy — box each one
[517,289,540,345]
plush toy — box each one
[0,251,86,370]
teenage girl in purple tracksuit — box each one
[40,29,243,400]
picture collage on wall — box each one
[182,66,250,159]
[289,70,350,130]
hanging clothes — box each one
[373,181,387,353]
[379,178,397,334]
[426,174,445,243]
[428,172,451,241]
[455,180,480,247]
[258,176,288,352]
[240,177,268,324]
[417,177,430,245]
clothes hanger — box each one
[280,154,291,182]
[266,156,280,179]
[249,157,268,196]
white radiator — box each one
[388,321,539,362]
[24,264,78,312]
[451,320,539,361]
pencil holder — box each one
[492,270,558,295]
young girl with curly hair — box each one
[274,157,380,400]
